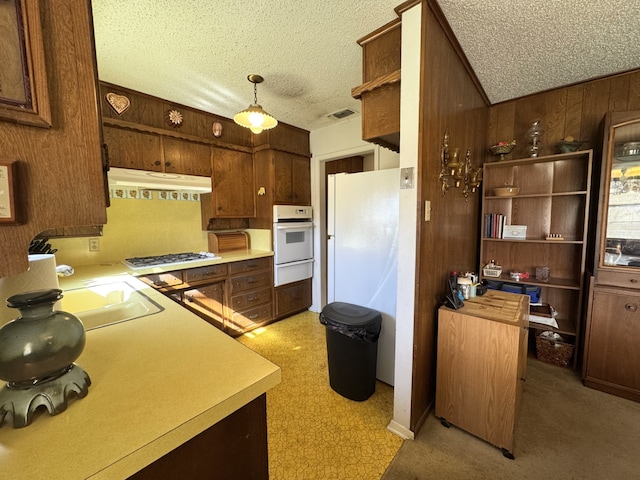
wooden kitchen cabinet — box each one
[227,257,273,336]
[104,126,211,176]
[140,257,274,337]
[210,147,255,218]
[0,0,107,277]
[351,18,401,152]
[583,285,640,402]
[274,278,312,320]
[435,290,529,458]
[103,127,162,171]
[480,150,592,369]
[162,137,212,176]
[251,149,311,228]
[273,151,312,205]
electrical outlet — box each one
[89,238,100,252]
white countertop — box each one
[0,251,280,479]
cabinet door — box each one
[273,151,311,205]
[291,154,311,204]
[163,138,212,176]
[211,147,255,217]
[104,127,163,171]
[585,289,640,393]
[275,279,311,319]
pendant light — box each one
[233,74,277,134]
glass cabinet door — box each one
[598,111,640,280]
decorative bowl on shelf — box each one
[489,140,516,161]
[492,186,520,197]
[556,140,584,153]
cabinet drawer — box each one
[230,270,272,294]
[139,270,184,289]
[184,264,228,283]
[183,283,225,318]
[228,257,271,275]
[231,287,272,311]
[229,304,272,330]
[596,269,640,289]
[275,279,311,319]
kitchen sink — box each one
[60,281,164,330]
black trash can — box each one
[319,302,382,401]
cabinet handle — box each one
[154,160,161,166]
[247,278,257,283]
[625,303,638,312]
[631,279,639,284]
[165,161,171,167]
[248,296,258,301]
[248,314,259,320]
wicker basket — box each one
[483,266,502,278]
[535,332,574,367]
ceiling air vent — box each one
[327,108,357,120]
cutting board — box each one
[208,232,249,254]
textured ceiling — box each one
[91,1,640,133]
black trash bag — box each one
[319,302,382,343]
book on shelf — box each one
[484,213,507,238]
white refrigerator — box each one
[327,169,399,386]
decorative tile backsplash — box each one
[110,188,201,201]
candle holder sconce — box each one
[439,131,482,199]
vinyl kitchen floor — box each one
[238,311,402,480]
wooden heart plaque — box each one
[105,93,130,115]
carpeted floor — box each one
[238,311,402,480]
[382,355,640,479]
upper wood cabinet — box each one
[352,18,401,153]
[210,147,255,218]
[104,126,211,177]
[273,151,311,205]
[103,127,163,171]
[163,138,211,176]
[0,0,107,276]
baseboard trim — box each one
[387,420,414,440]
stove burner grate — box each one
[124,252,217,269]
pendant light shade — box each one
[234,74,277,134]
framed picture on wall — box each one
[0,160,18,224]
[0,0,51,128]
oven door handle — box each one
[274,222,313,230]
[275,258,314,267]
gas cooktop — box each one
[123,252,219,269]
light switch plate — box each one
[400,167,414,189]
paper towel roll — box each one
[0,254,60,325]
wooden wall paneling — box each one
[608,75,631,112]
[411,2,489,432]
[628,71,640,111]
[579,78,612,146]
[0,0,106,276]
[564,84,585,143]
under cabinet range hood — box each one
[107,167,212,192]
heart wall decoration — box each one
[105,93,131,115]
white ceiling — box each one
[91,0,640,133]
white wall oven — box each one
[273,205,313,287]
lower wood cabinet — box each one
[129,394,268,480]
[140,257,275,337]
[275,279,311,319]
[435,290,529,458]
[583,285,640,402]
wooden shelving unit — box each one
[479,150,593,368]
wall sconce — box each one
[439,131,482,199]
